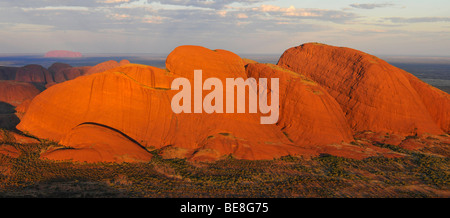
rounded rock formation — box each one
[403,72,450,133]
[246,63,354,145]
[0,66,18,80]
[166,45,246,80]
[48,63,71,83]
[0,81,41,129]
[15,64,54,85]
[44,50,82,58]
[84,60,130,76]
[0,80,41,106]
[54,66,91,83]
[278,43,447,136]
[17,64,176,147]
[18,45,422,162]
[41,123,152,163]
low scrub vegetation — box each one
[0,131,448,198]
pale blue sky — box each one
[0,0,449,56]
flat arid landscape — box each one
[0,43,449,198]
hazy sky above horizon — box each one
[0,0,449,56]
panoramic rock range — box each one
[1,43,449,163]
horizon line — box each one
[1,52,450,58]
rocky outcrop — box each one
[84,60,130,76]
[166,45,246,80]
[0,66,18,80]
[277,43,447,136]
[0,80,41,129]
[245,63,353,145]
[15,64,54,85]
[0,80,41,106]
[403,72,450,133]
[52,65,92,83]
[17,44,449,162]
[44,50,82,58]
[18,65,174,144]
[41,123,152,163]
[48,63,71,83]
[17,61,303,161]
